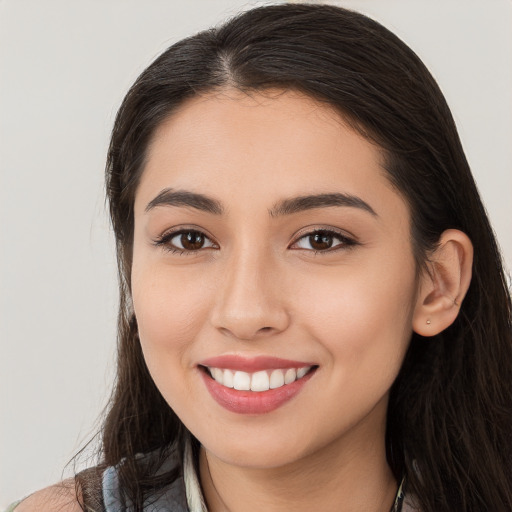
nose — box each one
[210,249,290,341]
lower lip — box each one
[200,369,315,414]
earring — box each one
[426,319,431,325]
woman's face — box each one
[132,89,420,469]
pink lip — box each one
[199,360,317,415]
[199,355,314,372]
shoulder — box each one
[13,479,83,512]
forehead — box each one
[135,88,403,219]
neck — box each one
[199,412,397,512]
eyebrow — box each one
[145,188,223,215]
[269,193,377,217]
[145,189,376,218]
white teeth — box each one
[223,369,234,388]
[250,370,270,391]
[269,369,285,389]
[284,368,297,384]
[211,367,224,383]
[297,366,309,379]
[208,366,313,392]
[233,371,251,390]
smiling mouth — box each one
[201,365,317,392]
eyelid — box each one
[289,226,358,252]
[152,225,218,253]
[152,224,357,254]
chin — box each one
[204,438,308,470]
[194,416,327,470]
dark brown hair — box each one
[79,4,512,511]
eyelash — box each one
[153,229,218,255]
[290,228,358,253]
[153,228,357,255]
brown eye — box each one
[156,229,216,253]
[309,232,334,250]
[180,231,205,250]
[292,229,355,252]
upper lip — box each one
[198,355,316,372]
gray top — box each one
[102,440,205,512]
[102,462,188,512]
[5,451,420,512]
[101,441,420,512]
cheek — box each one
[131,263,211,368]
[296,259,417,373]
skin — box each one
[14,480,81,512]
[16,89,473,512]
[131,88,422,512]
[11,74,475,511]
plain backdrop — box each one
[1,0,511,505]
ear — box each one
[413,229,473,337]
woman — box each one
[12,4,512,511]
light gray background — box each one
[1,0,511,505]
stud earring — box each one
[426,319,431,325]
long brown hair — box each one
[79,4,512,510]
